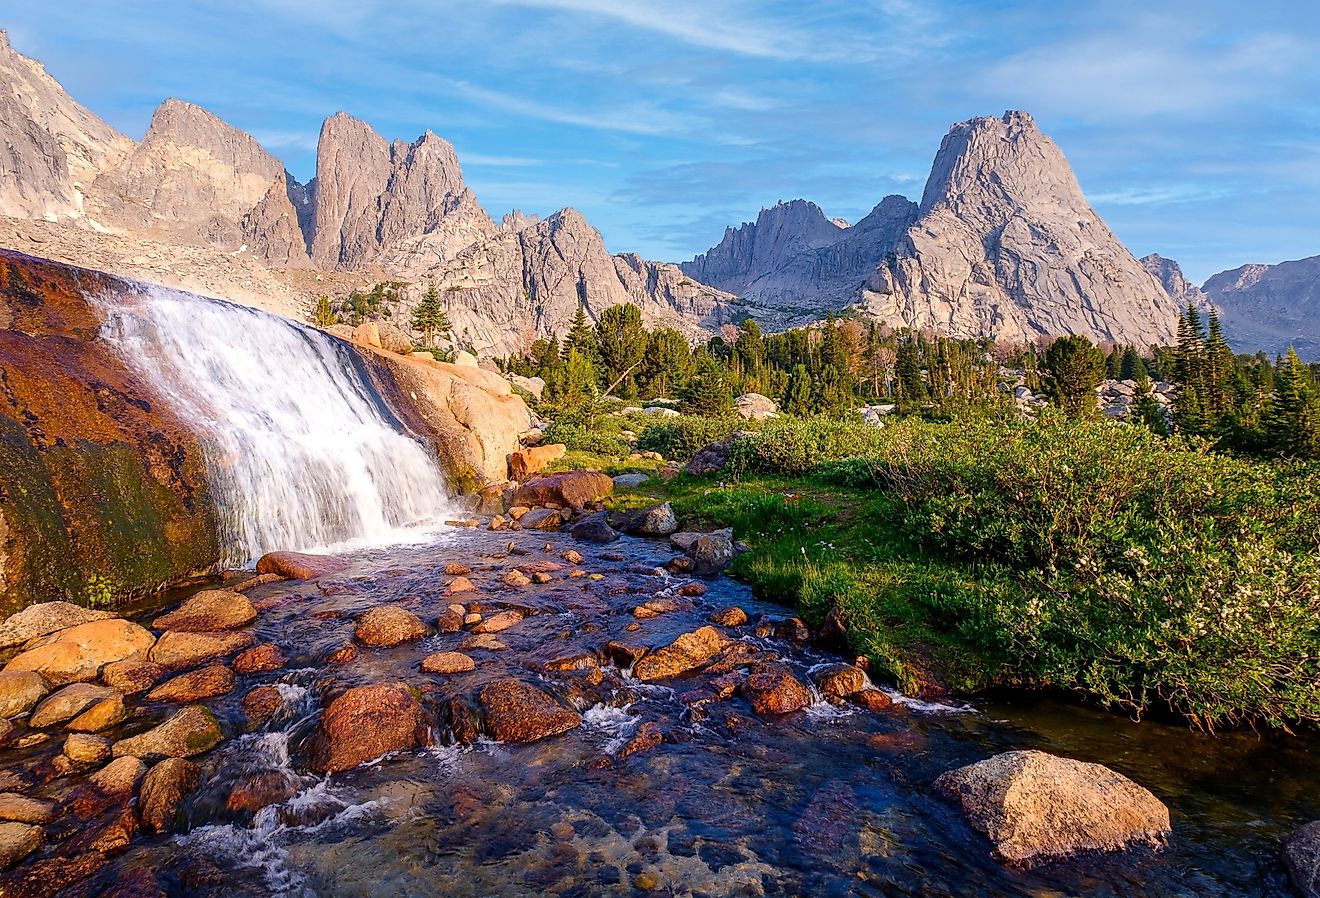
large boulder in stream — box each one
[4,619,156,685]
[513,471,614,510]
[0,252,222,611]
[309,683,432,773]
[632,627,731,682]
[350,342,532,491]
[935,750,1171,866]
[477,678,582,743]
[1287,821,1320,898]
[255,551,348,581]
[151,589,256,632]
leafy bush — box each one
[725,416,888,476]
[636,415,752,460]
[542,422,630,458]
[819,413,1320,728]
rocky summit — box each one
[0,30,1209,355]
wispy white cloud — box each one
[1090,184,1235,206]
[457,152,543,167]
[435,78,698,137]
[487,0,803,59]
[250,130,319,151]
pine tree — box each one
[1263,348,1319,458]
[411,285,446,348]
[565,304,598,369]
[1042,335,1105,417]
[1204,310,1236,423]
[681,352,735,417]
[636,328,694,399]
[312,296,337,328]
[1132,373,1169,435]
[782,364,814,416]
[594,303,647,397]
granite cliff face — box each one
[1202,255,1320,360]
[860,111,1182,346]
[309,113,496,271]
[414,208,738,355]
[681,198,918,326]
[88,99,305,264]
[0,30,134,220]
[687,112,1185,346]
[1140,254,1208,310]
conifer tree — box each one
[594,303,647,397]
[1263,348,1319,458]
[1042,335,1105,418]
[565,304,598,369]
[312,296,337,328]
[411,285,447,348]
[782,364,814,416]
[681,352,735,417]
[1132,373,1169,435]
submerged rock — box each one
[255,551,348,580]
[0,821,42,870]
[69,755,147,818]
[354,606,428,647]
[472,610,523,634]
[138,757,200,835]
[632,627,730,682]
[477,679,581,743]
[151,589,256,632]
[309,683,432,773]
[1286,821,1320,898]
[0,670,50,719]
[4,619,156,685]
[934,750,1171,866]
[112,705,223,760]
[518,508,565,531]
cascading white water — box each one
[95,284,454,566]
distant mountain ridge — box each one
[688,111,1185,347]
[4,29,1314,357]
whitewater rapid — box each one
[95,284,453,566]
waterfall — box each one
[94,284,454,566]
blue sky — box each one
[7,1,1319,283]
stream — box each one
[5,526,1316,897]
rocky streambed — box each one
[0,517,1316,897]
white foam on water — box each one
[94,284,455,566]
[582,703,640,754]
[879,687,976,714]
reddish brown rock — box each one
[632,627,730,682]
[617,721,664,759]
[354,606,427,647]
[101,660,166,695]
[851,689,894,712]
[151,589,256,632]
[445,576,477,595]
[324,643,359,665]
[255,551,348,580]
[810,663,869,700]
[309,683,432,773]
[934,750,1172,866]
[512,470,613,510]
[111,705,222,760]
[708,607,748,627]
[67,691,128,732]
[242,685,283,726]
[502,570,532,588]
[138,757,200,835]
[146,664,235,704]
[605,641,648,668]
[4,619,156,685]
[443,562,472,576]
[478,679,582,743]
[518,508,564,530]
[508,444,567,479]
[741,663,813,716]
[677,582,708,597]
[633,597,693,619]
[472,610,523,634]
[226,770,299,814]
[149,630,254,669]
[420,652,476,674]
[233,643,287,674]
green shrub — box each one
[636,415,751,460]
[542,422,630,458]
[726,416,888,476]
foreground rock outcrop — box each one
[1287,821,1320,898]
[0,251,221,610]
[935,750,1171,865]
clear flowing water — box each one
[4,529,1307,898]
[93,284,454,565]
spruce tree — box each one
[1132,373,1169,435]
[782,364,813,416]
[681,352,735,417]
[1042,335,1106,418]
[312,296,337,328]
[565,304,598,369]
[1263,348,1319,458]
